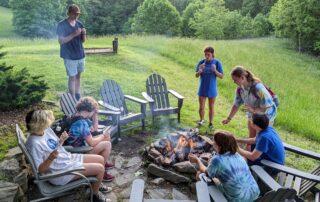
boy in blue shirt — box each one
[237,113,285,166]
[195,46,224,129]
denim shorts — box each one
[64,58,85,77]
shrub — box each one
[0,47,49,111]
[132,0,181,35]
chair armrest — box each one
[141,92,154,103]
[168,89,184,100]
[251,165,282,190]
[38,167,85,180]
[261,160,320,183]
[196,181,211,202]
[124,95,147,104]
[63,146,93,153]
[129,179,144,202]
[198,173,227,202]
[98,100,120,112]
[98,109,121,116]
[283,142,320,161]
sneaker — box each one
[93,192,111,202]
[208,123,214,129]
[197,120,205,126]
[103,172,115,182]
[99,184,112,193]
[104,162,114,170]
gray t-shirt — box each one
[26,128,83,185]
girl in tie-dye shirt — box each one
[222,66,277,149]
[189,131,260,202]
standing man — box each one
[57,4,86,100]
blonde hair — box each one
[26,110,55,133]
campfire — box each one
[147,129,214,166]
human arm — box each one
[84,133,109,146]
[238,148,262,162]
[222,105,239,124]
[58,28,82,45]
[237,137,256,145]
[59,131,69,145]
[195,62,205,78]
[90,110,99,132]
[211,63,223,79]
[189,153,207,173]
[81,28,86,43]
[38,150,58,173]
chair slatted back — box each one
[16,124,40,181]
[146,73,170,109]
[300,166,320,196]
[257,188,297,202]
[101,80,128,115]
[60,93,77,117]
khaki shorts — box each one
[64,58,85,77]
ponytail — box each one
[231,66,261,83]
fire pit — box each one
[145,128,215,183]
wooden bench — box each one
[85,37,118,54]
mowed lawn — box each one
[0,35,319,170]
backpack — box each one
[237,83,279,107]
[51,116,85,137]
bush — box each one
[0,47,48,111]
[181,0,204,37]
[132,0,181,35]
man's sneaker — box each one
[103,172,114,182]
[93,192,111,202]
[197,120,205,126]
[99,184,112,193]
[208,123,214,129]
[105,162,114,170]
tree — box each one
[224,0,243,11]
[270,0,320,54]
[10,0,67,38]
[0,46,48,111]
[169,0,190,13]
[181,0,204,37]
[132,0,181,35]
[0,0,9,7]
[241,0,277,17]
[84,0,142,35]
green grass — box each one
[0,7,319,171]
[0,6,14,38]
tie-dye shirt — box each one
[67,118,92,147]
[233,82,277,122]
[207,152,260,202]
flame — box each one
[189,139,195,149]
[166,140,171,152]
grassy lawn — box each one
[0,35,319,171]
[0,5,319,171]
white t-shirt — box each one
[26,128,83,185]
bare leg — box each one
[74,154,104,194]
[208,97,215,124]
[68,76,76,96]
[88,141,112,164]
[198,96,206,121]
[75,73,81,95]
[246,120,257,151]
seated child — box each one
[189,131,260,202]
[25,110,111,202]
[67,96,114,182]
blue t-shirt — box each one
[255,127,285,165]
[67,118,92,147]
[207,152,260,202]
[195,59,223,98]
[56,19,85,60]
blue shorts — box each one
[64,58,85,77]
